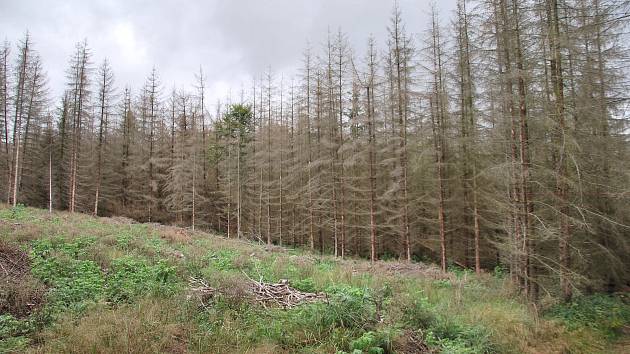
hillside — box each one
[1,204,629,354]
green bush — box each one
[447,264,473,279]
[106,256,178,303]
[397,289,495,353]
[147,236,166,254]
[432,279,452,289]
[323,285,375,329]
[546,294,630,338]
[291,278,317,293]
[31,236,96,262]
[116,231,134,250]
[0,204,28,221]
[493,265,507,278]
[30,238,105,311]
[247,257,277,282]
[349,331,391,353]
[425,319,496,354]
[0,314,32,339]
[0,335,30,353]
[207,249,240,271]
[48,260,104,308]
[236,284,376,349]
[315,259,337,272]
[402,292,437,329]
[0,314,33,352]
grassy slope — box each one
[0,204,628,354]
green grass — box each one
[0,204,628,353]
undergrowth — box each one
[0,204,628,353]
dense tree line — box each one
[2,0,629,301]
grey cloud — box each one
[0,0,455,105]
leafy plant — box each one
[349,331,391,353]
[546,294,630,338]
[207,249,240,271]
[493,265,507,278]
[0,315,33,339]
[0,315,33,352]
[402,292,437,329]
[116,231,133,250]
[323,285,375,329]
[425,319,496,354]
[30,238,105,311]
[315,259,337,272]
[0,204,28,221]
[291,278,317,293]
[433,279,452,289]
[106,256,178,303]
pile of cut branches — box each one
[188,277,217,308]
[0,242,30,281]
[0,241,46,317]
[188,275,326,309]
[249,278,326,309]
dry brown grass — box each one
[200,271,253,308]
[347,258,454,281]
[240,342,290,354]
[157,226,193,244]
[0,241,46,318]
[29,298,192,354]
[4,222,44,243]
[392,329,434,353]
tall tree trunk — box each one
[392,8,411,262]
[11,36,30,207]
[547,0,571,302]
[511,0,533,298]
[431,12,448,272]
[1,43,9,204]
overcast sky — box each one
[0,0,456,106]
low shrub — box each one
[425,319,496,354]
[546,294,630,339]
[315,258,337,272]
[402,292,437,329]
[0,314,33,353]
[207,249,241,271]
[291,278,317,293]
[323,284,375,329]
[30,238,105,312]
[0,204,28,221]
[115,230,134,250]
[106,256,178,303]
[349,330,396,353]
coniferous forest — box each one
[2,0,630,307]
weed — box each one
[425,318,497,354]
[30,238,105,312]
[0,204,28,221]
[34,298,192,354]
[315,258,337,272]
[546,294,630,339]
[402,291,437,329]
[349,330,396,353]
[0,314,33,353]
[291,278,317,293]
[105,256,179,303]
[433,279,452,288]
[493,265,508,278]
[115,231,133,250]
[207,249,240,271]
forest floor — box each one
[1,204,629,353]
